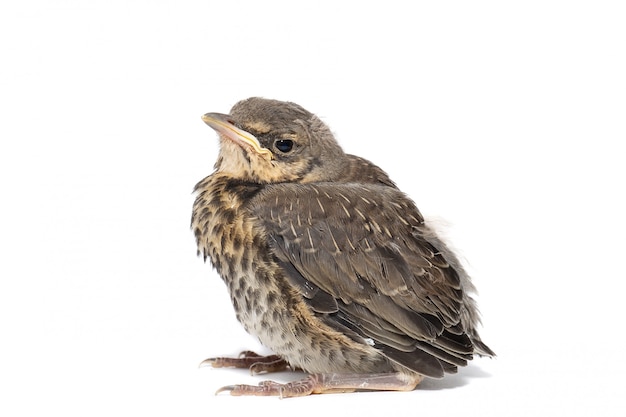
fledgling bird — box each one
[192,97,494,397]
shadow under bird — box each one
[191,97,494,397]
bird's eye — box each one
[274,139,294,153]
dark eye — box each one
[274,139,294,153]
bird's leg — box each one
[216,372,424,398]
[200,350,291,374]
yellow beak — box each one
[201,113,273,159]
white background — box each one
[1,1,625,415]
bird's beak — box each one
[201,113,273,159]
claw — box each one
[199,358,217,368]
[215,385,236,396]
[213,381,288,397]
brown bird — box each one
[192,97,494,397]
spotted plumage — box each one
[192,97,494,397]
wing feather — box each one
[251,182,479,376]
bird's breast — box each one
[192,175,286,332]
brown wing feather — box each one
[250,182,480,377]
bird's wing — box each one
[249,182,475,377]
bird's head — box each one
[202,97,346,184]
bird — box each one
[191,97,494,397]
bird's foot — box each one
[215,372,423,398]
[200,350,290,374]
